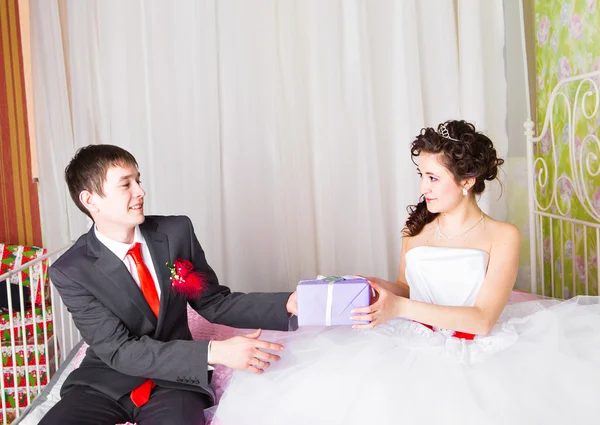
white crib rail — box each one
[0,244,75,425]
[525,70,600,297]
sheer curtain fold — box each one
[31,0,507,292]
[30,0,87,251]
[457,0,508,217]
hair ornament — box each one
[438,123,460,142]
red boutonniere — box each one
[166,259,208,299]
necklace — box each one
[433,213,484,240]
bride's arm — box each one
[352,223,521,336]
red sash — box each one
[418,322,476,340]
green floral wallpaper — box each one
[534,0,600,298]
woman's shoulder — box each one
[401,222,432,241]
[485,216,521,245]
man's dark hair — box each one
[65,144,138,218]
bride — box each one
[213,120,600,425]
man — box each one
[40,144,297,425]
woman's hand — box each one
[353,274,408,298]
[365,276,408,297]
[351,280,404,328]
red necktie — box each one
[127,243,160,407]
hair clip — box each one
[438,123,460,142]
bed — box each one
[10,290,539,425]
[5,69,600,425]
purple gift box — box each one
[296,276,372,327]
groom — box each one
[40,144,297,425]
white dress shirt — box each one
[94,225,162,298]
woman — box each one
[213,120,600,425]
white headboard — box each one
[525,70,600,298]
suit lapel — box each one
[87,229,157,325]
[140,219,172,335]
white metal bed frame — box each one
[0,245,78,424]
[525,70,600,298]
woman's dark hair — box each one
[404,120,504,237]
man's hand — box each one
[286,291,297,316]
[208,329,284,374]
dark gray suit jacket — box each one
[50,215,291,403]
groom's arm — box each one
[50,266,212,390]
[183,216,293,331]
[190,288,293,331]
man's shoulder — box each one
[144,214,191,224]
[143,215,193,232]
[50,233,92,276]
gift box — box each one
[0,408,16,425]
[1,389,39,425]
[0,244,50,309]
[1,330,58,369]
[2,357,57,388]
[2,386,40,409]
[0,331,59,424]
[0,306,53,344]
[297,276,372,326]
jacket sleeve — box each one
[183,217,292,331]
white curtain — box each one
[31,0,507,292]
[29,0,90,253]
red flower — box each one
[174,259,194,277]
[167,259,208,299]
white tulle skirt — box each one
[212,297,600,425]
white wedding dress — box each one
[213,246,600,425]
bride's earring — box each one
[462,188,468,196]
